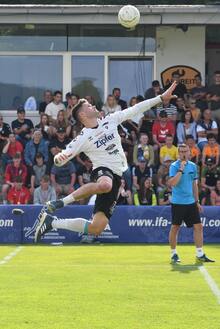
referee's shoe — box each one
[196,254,215,263]
[171,254,181,264]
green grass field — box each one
[0,244,219,329]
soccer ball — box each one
[118,5,140,29]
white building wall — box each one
[156,26,205,83]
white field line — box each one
[199,266,220,305]
[0,246,24,266]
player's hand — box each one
[54,153,69,166]
[161,81,177,102]
[180,160,186,171]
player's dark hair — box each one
[214,70,220,75]
[166,134,173,139]
[72,99,87,121]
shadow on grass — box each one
[171,263,203,274]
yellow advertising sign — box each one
[161,65,201,91]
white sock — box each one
[171,249,177,256]
[196,247,204,257]
[61,194,75,206]
[52,218,90,234]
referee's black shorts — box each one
[91,166,121,220]
[171,203,201,228]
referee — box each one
[168,144,214,263]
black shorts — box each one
[91,166,121,220]
[171,203,201,228]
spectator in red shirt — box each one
[2,153,27,204]
[1,133,23,169]
[152,110,175,148]
[7,176,30,205]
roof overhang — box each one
[0,5,219,25]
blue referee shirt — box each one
[169,160,198,204]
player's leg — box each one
[169,225,181,263]
[193,223,215,262]
[186,203,215,262]
[34,169,121,243]
[46,175,112,213]
[169,203,183,263]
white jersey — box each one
[56,96,162,177]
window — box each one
[108,57,153,104]
[72,56,104,108]
[0,56,62,110]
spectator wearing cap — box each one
[11,107,34,146]
[33,175,56,205]
[159,134,178,164]
[0,114,11,154]
[24,130,48,168]
[156,156,172,192]
[112,87,127,110]
[132,156,153,192]
[196,108,218,150]
[185,135,200,165]
[201,157,220,194]
[134,177,157,206]
[48,127,71,167]
[50,160,76,198]
[2,153,27,204]
[133,133,154,166]
[176,110,197,145]
[202,133,220,168]
[39,90,53,114]
[152,110,175,149]
[1,132,23,169]
[45,90,65,123]
[7,176,30,205]
[30,152,48,194]
[157,98,177,122]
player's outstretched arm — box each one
[111,81,177,124]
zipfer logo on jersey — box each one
[94,133,115,148]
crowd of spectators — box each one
[1,70,220,206]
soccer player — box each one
[34,82,177,243]
[168,143,214,264]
